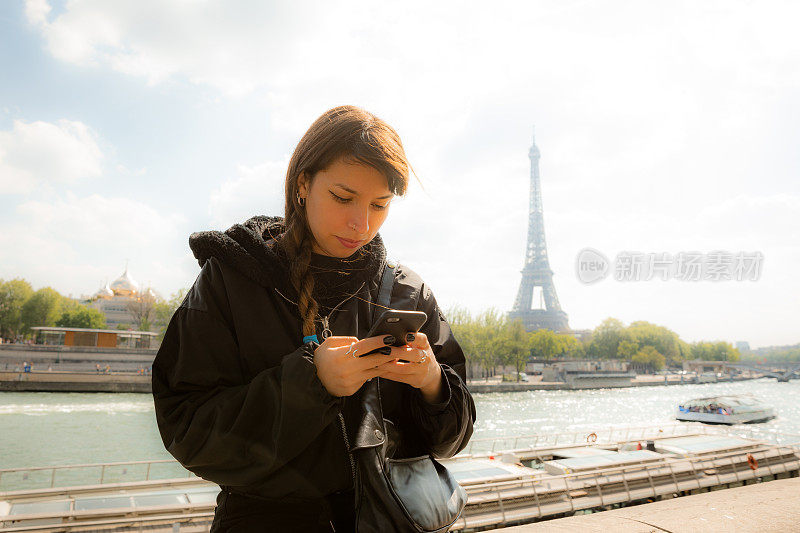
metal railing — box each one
[0,459,195,493]
[2,432,799,531]
[452,442,800,530]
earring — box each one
[296,193,305,207]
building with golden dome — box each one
[86,266,158,330]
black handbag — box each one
[349,260,467,533]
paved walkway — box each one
[494,476,800,532]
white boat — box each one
[676,394,776,425]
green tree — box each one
[560,334,585,358]
[626,321,682,367]
[530,329,561,360]
[498,319,530,381]
[20,287,63,334]
[445,305,478,379]
[153,288,189,340]
[588,318,626,359]
[475,308,505,378]
[691,341,740,362]
[631,345,665,372]
[0,278,34,339]
[55,303,106,329]
[617,339,639,359]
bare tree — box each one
[126,290,157,331]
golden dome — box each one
[110,267,139,296]
[94,282,114,300]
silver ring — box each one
[418,354,428,364]
[345,344,359,358]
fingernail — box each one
[406,333,415,343]
[379,346,392,355]
[383,335,395,345]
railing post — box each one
[760,449,775,478]
[620,468,631,501]
[100,465,106,484]
[666,461,680,494]
[595,473,605,507]
[564,476,575,514]
[51,468,56,488]
[495,486,506,525]
[146,462,152,481]
[729,455,741,484]
[645,464,657,498]
[685,456,703,491]
[530,478,542,518]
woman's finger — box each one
[324,336,359,348]
[405,331,430,350]
[391,345,427,363]
[354,350,402,370]
[348,334,401,357]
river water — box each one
[1,379,798,473]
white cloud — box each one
[208,160,288,229]
[0,119,103,194]
[18,0,800,347]
[0,193,194,299]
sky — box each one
[0,0,798,348]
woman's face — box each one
[298,157,394,258]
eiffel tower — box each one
[508,130,570,332]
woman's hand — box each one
[313,335,405,397]
[376,332,445,404]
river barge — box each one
[1,423,798,532]
[676,394,776,425]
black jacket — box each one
[152,216,476,503]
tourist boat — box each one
[2,424,798,532]
[676,395,776,425]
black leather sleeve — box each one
[151,260,342,487]
[404,281,476,459]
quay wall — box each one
[0,371,151,393]
[496,475,800,532]
[467,375,759,393]
[0,372,759,394]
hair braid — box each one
[284,218,319,337]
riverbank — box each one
[497,475,800,532]
[0,371,150,392]
[466,374,760,392]
[0,370,762,393]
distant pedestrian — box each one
[96,363,101,373]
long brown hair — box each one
[280,105,411,337]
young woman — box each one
[152,105,476,532]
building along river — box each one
[1,378,798,475]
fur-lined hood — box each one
[188,215,387,308]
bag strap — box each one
[373,259,397,322]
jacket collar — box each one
[188,215,387,308]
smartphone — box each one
[367,309,428,344]
[360,309,428,357]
